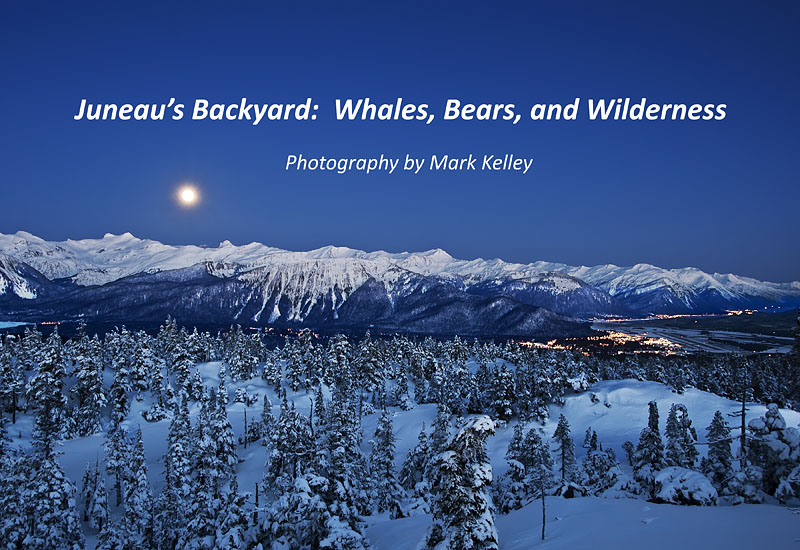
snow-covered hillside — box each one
[3,322,799,550]
[34,375,799,550]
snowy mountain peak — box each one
[0,231,798,316]
[0,252,38,299]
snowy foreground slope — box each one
[367,379,800,550]
[15,372,796,550]
[369,497,799,550]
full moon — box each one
[178,186,198,205]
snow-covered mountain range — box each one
[0,231,798,336]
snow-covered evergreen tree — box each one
[71,334,106,436]
[171,341,194,388]
[23,404,85,550]
[267,473,335,550]
[324,387,370,520]
[426,415,498,550]
[96,520,126,550]
[109,358,131,427]
[399,423,430,491]
[215,477,251,550]
[27,328,68,445]
[703,410,733,492]
[429,407,451,460]
[122,427,153,546]
[0,445,28,547]
[581,432,624,496]
[130,338,155,401]
[369,410,405,517]
[519,427,554,497]
[634,401,666,495]
[105,425,130,507]
[489,365,515,421]
[0,336,24,424]
[664,403,698,469]
[212,389,238,489]
[265,397,314,492]
[747,403,800,501]
[80,461,109,531]
[552,414,578,483]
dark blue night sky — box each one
[1,1,798,281]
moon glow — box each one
[178,186,198,206]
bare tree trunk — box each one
[740,360,747,468]
[254,482,259,524]
[541,478,546,541]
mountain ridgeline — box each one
[1,232,798,337]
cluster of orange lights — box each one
[518,330,682,355]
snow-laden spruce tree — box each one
[268,471,329,549]
[489,364,515,421]
[552,414,578,483]
[285,336,305,392]
[505,423,525,464]
[471,362,492,414]
[495,422,557,515]
[105,420,130,508]
[581,431,631,497]
[122,427,154,546]
[267,469,371,550]
[80,460,109,532]
[0,336,24,424]
[514,358,549,422]
[0,439,27,547]
[634,401,666,496]
[264,390,372,550]
[265,396,315,493]
[492,423,526,513]
[96,520,126,550]
[324,386,371,520]
[429,407,452,461]
[747,403,800,501]
[155,392,192,549]
[399,422,431,503]
[214,477,252,550]
[171,340,194,388]
[26,328,67,443]
[130,338,155,400]
[212,386,238,487]
[355,332,385,417]
[22,394,85,550]
[665,403,699,469]
[525,427,553,541]
[326,334,353,389]
[109,355,131,427]
[426,415,498,550]
[262,351,282,390]
[261,393,276,445]
[70,326,106,435]
[702,410,733,492]
[519,427,554,501]
[369,410,405,517]
[181,392,230,550]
